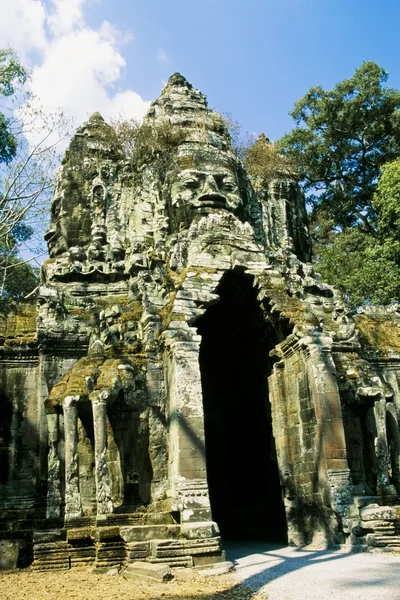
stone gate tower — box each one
[1,74,400,570]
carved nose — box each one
[44,227,56,241]
[201,175,220,195]
[198,176,226,206]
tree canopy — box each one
[0,48,56,304]
[277,62,400,305]
[0,49,27,165]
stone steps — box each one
[30,522,223,571]
[366,533,400,549]
[359,503,400,551]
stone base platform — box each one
[31,520,224,571]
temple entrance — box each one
[196,270,288,542]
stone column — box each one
[291,333,349,545]
[46,412,62,519]
[164,337,211,523]
[92,397,113,517]
[304,334,348,473]
[63,396,82,519]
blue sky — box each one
[1,0,400,140]
[86,0,400,139]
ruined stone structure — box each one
[1,73,400,570]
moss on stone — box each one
[47,356,105,407]
[159,290,177,330]
[69,308,86,316]
[120,304,143,323]
[355,314,400,356]
[0,303,37,345]
[3,336,36,348]
[263,287,315,326]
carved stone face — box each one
[168,153,243,232]
[44,186,92,257]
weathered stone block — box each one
[123,561,172,582]
[360,505,397,522]
[120,525,180,542]
[0,540,21,570]
[181,522,218,539]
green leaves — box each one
[278,61,400,234]
[0,112,17,165]
[0,48,26,97]
[0,49,27,166]
[317,228,400,306]
[278,62,400,305]
[373,157,400,234]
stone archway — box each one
[196,270,288,542]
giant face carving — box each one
[44,182,92,257]
[168,152,244,232]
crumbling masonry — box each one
[1,74,400,570]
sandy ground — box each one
[2,543,400,600]
[0,568,259,600]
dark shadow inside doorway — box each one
[196,270,288,543]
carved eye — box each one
[52,199,61,218]
[221,179,237,192]
[181,178,199,189]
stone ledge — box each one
[123,561,172,582]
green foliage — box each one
[0,47,68,303]
[317,229,400,306]
[318,156,400,306]
[372,157,400,235]
[0,112,18,165]
[0,49,38,304]
[0,49,27,165]
[0,48,68,267]
[278,62,400,234]
[0,48,26,97]
[278,62,400,304]
[0,228,39,307]
[0,254,38,301]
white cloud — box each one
[110,90,151,121]
[0,0,150,137]
[47,0,85,37]
[99,20,133,46]
[0,0,47,58]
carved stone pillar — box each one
[46,412,62,519]
[164,337,211,523]
[92,398,113,517]
[63,396,82,519]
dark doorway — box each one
[196,270,288,542]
